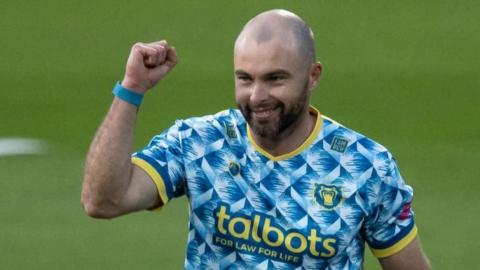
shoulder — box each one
[172,109,246,140]
[177,109,244,129]
[320,115,395,177]
[321,115,390,153]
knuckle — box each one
[155,44,166,51]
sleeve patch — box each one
[398,202,412,220]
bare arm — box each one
[81,41,177,218]
[379,237,431,270]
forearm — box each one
[81,41,177,218]
[81,97,138,218]
[379,237,431,270]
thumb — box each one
[149,62,174,81]
[149,47,178,79]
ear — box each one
[308,62,323,91]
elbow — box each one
[81,194,119,219]
[82,203,114,219]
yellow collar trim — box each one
[247,106,323,161]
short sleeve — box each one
[364,154,417,258]
[131,120,186,208]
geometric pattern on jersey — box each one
[132,106,417,270]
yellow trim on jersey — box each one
[131,157,169,207]
[247,106,323,161]
[371,225,418,258]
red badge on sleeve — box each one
[398,202,412,220]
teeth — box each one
[253,108,274,118]
[255,109,272,113]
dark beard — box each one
[239,91,308,139]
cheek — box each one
[281,80,309,100]
[269,84,299,103]
[234,85,249,105]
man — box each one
[82,9,431,270]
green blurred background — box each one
[1,0,479,269]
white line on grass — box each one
[0,138,48,156]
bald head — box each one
[235,9,316,67]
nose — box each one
[249,83,268,105]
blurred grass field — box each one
[1,0,479,269]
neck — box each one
[249,106,317,157]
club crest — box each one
[313,184,343,210]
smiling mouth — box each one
[251,107,279,121]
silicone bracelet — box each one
[112,81,144,107]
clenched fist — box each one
[121,40,177,93]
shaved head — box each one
[234,9,322,141]
[235,9,316,67]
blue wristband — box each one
[112,81,144,107]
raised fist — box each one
[121,40,177,93]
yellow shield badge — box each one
[313,184,343,210]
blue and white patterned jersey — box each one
[132,106,417,270]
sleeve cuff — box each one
[370,225,418,258]
[131,156,169,209]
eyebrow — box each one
[234,70,250,76]
[234,69,291,78]
[264,70,290,77]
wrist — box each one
[112,81,144,107]
[120,78,147,94]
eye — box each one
[268,75,287,83]
[236,75,252,83]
